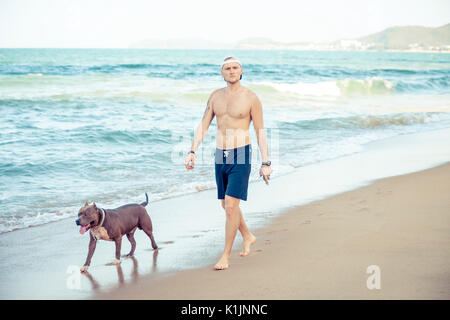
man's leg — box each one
[237,206,256,257]
[221,199,256,256]
[215,197,257,270]
[214,195,240,270]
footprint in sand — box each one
[200,229,218,233]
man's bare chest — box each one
[213,97,251,119]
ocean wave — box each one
[1,62,448,96]
[251,78,396,97]
[2,62,447,79]
[0,209,74,234]
[343,113,445,128]
[252,75,450,96]
[280,112,450,130]
[0,63,220,77]
[337,78,396,95]
[395,75,450,94]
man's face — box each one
[221,62,242,83]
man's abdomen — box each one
[216,129,251,149]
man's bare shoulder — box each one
[209,88,226,103]
[241,87,261,104]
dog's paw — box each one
[80,265,89,273]
[106,259,121,266]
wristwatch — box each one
[261,161,271,166]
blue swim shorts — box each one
[215,144,252,201]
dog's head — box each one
[75,202,101,235]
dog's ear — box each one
[93,202,97,210]
[84,201,89,207]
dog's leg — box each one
[126,232,136,256]
[142,226,158,250]
[112,235,122,265]
[140,212,158,250]
[148,232,158,250]
[81,236,97,272]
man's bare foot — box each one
[240,234,256,257]
[214,254,230,270]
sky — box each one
[0,0,449,48]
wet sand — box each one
[1,128,449,299]
[97,162,450,299]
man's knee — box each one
[224,196,239,217]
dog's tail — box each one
[140,192,149,207]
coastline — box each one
[97,162,450,299]
[1,127,449,299]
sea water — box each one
[0,49,449,233]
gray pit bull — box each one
[76,193,157,272]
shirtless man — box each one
[185,56,272,270]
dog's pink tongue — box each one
[80,225,89,235]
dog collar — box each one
[98,208,106,227]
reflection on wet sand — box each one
[82,249,159,292]
[82,271,100,291]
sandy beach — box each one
[1,128,449,300]
[95,162,450,300]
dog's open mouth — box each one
[79,222,94,234]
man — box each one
[185,56,272,270]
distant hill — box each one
[129,37,229,49]
[234,37,312,50]
[128,24,450,51]
[235,37,280,49]
[356,24,450,50]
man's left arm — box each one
[250,94,271,184]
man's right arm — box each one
[185,92,216,170]
[191,93,215,152]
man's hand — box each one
[185,153,195,170]
[259,165,272,185]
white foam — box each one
[258,80,341,96]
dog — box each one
[76,193,157,272]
